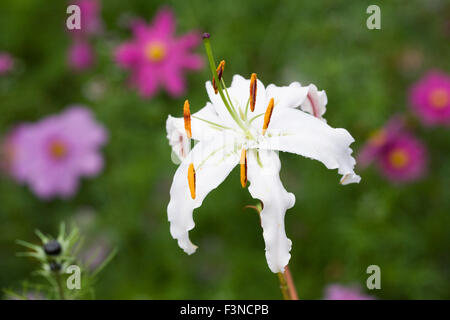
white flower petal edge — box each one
[167,139,239,254]
[247,149,295,273]
[260,107,360,184]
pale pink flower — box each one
[115,7,203,98]
[3,107,107,199]
[324,284,375,300]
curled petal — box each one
[247,150,295,273]
[301,84,328,119]
[260,108,360,184]
[168,140,239,254]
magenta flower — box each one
[409,71,450,126]
[324,284,375,300]
[358,117,427,183]
[115,7,203,98]
[3,107,107,199]
[0,52,14,75]
[68,39,95,71]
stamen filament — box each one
[248,112,265,125]
[192,115,232,130]
[262,98,274,135]
[183,100,192,139]
[240,148,247,188]
[188,163,196,199]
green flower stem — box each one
[277,272,290,300]
[203,37,248,132]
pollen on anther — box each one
[240,149,247,188]
[250,73,257,112]
[183,100,192,139]
[212,60,225,94]
[188,163,196,199]
[262,98,274,135]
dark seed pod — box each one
[49,261,62,272]
[44,240,62,256]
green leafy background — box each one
[0,0,449,299]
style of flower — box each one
[165,35,360,273]
[2,107,107,199]
[409,71,450,126]
[115,7,203,98]
[68,39,95,71]
[0,52,14,75]
[358,116,427,183]
[324,284,375,300]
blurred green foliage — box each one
[0,0,449,299]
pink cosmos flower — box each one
[69,0,103,36]
[68,39,95,71]
[409,71,450,126]
[358,117,427,183]
[3,107,107,199]
[324,284,375,300]
[115,7,203,98]
[0,52,14,75]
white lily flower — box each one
[166,71,360,273]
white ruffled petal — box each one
[168,138,239,254]
[247,149,295,273]
[259,107,360,184]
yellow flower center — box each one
[49,141,67,160]
[144,42,166,62]
[369,129,386,147]
[429,88,449,109]
[388,149,409,169]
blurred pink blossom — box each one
[0,52,14,75]
[324,284,375,300]
[68,39,95,71]
[409,71,450,126]
[358,117,427,183]
[3,107,107,199]
[115,7,203,98]
[69,0,103,36]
